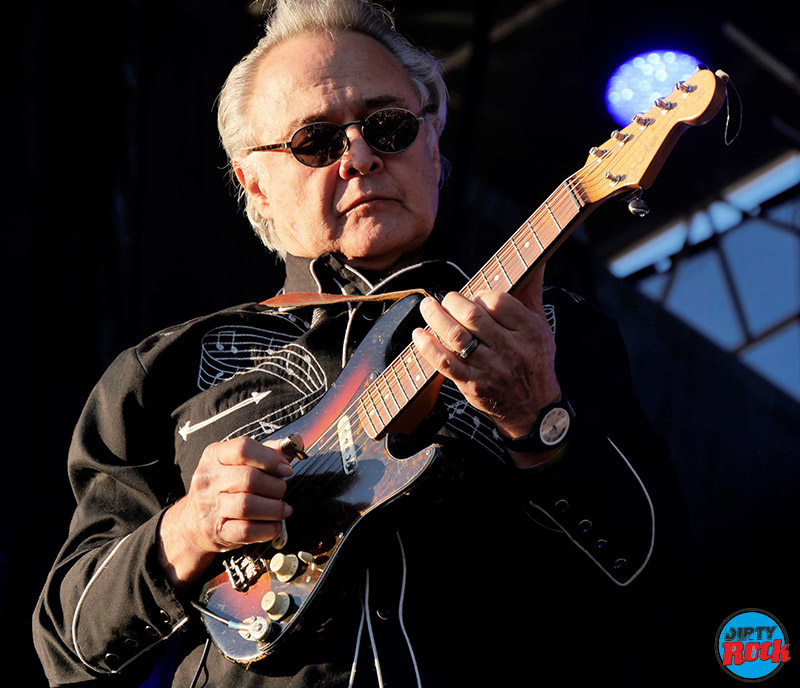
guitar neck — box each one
[358,172,590,439]
[357,66,729,438]
[462,175,588,298]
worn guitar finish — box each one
[199,68,729,663]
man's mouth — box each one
[340,195,399,215]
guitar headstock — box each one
[579,67,728,204]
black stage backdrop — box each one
[7,1,798,686]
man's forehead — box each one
[251,31,419,131]
[287,94,409,129]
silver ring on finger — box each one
[457,336,481,360]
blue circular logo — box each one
[716,609,790,681]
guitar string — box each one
[242,86,687,563]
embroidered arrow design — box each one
[178,391,272,441]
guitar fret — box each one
[563,178,584,210]
[408,345,429,385]
[369,386,388,428]
[400,350,419,391]
[509,235,529,269]
[496,257,512,286]
[526,220,545,251]
[362,390,384,433]
[390,363,410,402]
[359,397,378,436]
[382,374,401,411]
[478,267,492,290]
[375,377,395,417]
[545,201,562,231]
[483,257,505,288]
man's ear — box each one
[233,161,270,215]
[427,136,442,187]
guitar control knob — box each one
[269,553,299,582]
[261,591,292,620]
[298,551,316,566]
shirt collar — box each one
[282,252,469,297]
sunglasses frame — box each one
[247,107,425,168]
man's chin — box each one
[335,242,426,277]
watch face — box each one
[540,407,571,446]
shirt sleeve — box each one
[517,290,687,615]
[33,345,192,685]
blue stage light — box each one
[605,50,702,126]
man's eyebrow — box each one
[285,95,408,131]
[364,95,405,110]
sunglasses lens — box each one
[291,122,347,167]
[363,109,420,153]
[288,108,421,167]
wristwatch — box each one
[500,397,575,453]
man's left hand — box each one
[412,264,562,451]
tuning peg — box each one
[627,194,650,217]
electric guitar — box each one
[197,67,728,663]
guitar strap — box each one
[261,288,432,309]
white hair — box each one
[217,0,448,253]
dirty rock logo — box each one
[716,609,791,682]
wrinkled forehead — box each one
[250,31,421,137]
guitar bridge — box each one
[223,553,266,592]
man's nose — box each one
[338,124,384,178]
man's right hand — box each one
[157,436,297,589]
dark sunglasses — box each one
[247,107,425,168]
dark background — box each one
[8,0,799,685]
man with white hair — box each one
[34,1,685,686]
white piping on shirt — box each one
[339,260,469,370]
[71,534,188,673]
[307,257,325,294]
[348,533,422,688]
[525,436,656,587]
[395,532,422,688]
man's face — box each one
[238,31,441,273]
